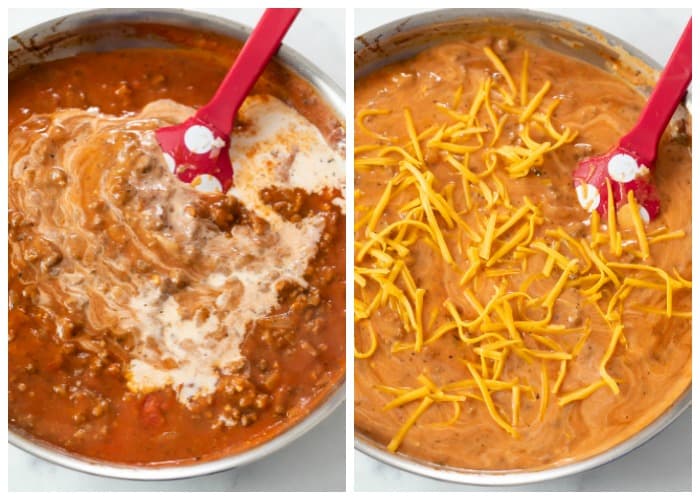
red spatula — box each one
[573,18,691,223]
[156,8,300,193]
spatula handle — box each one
[198,8,300,133]
[619,18,691,166]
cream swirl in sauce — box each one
[9,95,344,405]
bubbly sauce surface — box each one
[9,30,345,465]
[354,35,691,471]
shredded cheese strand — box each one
[386,397,433,452]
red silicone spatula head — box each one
[156,8,300,192]
[573,18,691,222]
[574,149,660,222]
[157,117,233,191]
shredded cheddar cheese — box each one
[599,324,623,394]
[354,320,378,359]
[627,190,650,260]
[386,397,433,452]
[354,43,692,455]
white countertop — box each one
[354,8,691,492]
[8,8,346,492]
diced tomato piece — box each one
[140,392,165,428]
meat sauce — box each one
[9,25,345,465]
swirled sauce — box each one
[354,34,691,471]
[11,95,341,404]
[9,33,345,464]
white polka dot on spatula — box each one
[575,183,600,212]
[607,153,641,183]
[184,125,216,154]
[639,206,650,224]
[163,153,176,173]
[192,174,223,193]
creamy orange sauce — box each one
[354,35,691,471]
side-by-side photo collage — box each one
[6,6,693,495]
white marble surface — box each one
[354,8,691,492]
[8,8,346,492]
